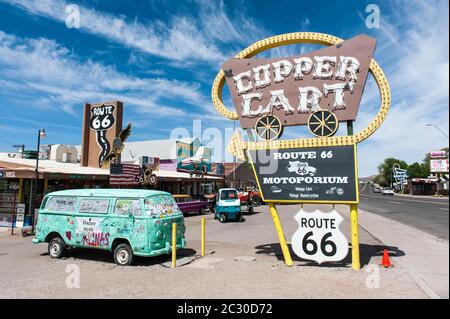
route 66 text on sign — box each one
[291,209,349,264]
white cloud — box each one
[1,0,245,65]
[355,0,449,176]
[0,31,210,118]
[1,0,270,67]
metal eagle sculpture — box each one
[99,123,132,167]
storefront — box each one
[0,157,224,227]
[0,158,109,227]
[406,178,438,196]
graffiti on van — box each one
[144,195,180,216]
[82,232,110,247]
[75,217,110,247]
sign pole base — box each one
[350,204,361,271]
[269,203,293,267]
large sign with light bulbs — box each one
[222,35,375,132]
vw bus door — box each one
[110,198,148,254]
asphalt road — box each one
[359,186,449,241]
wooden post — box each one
[44,178,48,194]
[18,178,24,203]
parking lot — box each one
[0,204,428,298]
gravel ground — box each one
[0,204,428,298]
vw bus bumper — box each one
[135,237,186,257]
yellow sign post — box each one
[201,217,206,257]
[269,204,293,266]
[350,204,360,270]
[171,222,177,269]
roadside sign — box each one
[15,204,25,228]
[248,145,358,203]
[17,204,25,214]
[393,164,408,184]
[292,209,348,264]
[430,159,449,173]
[211,32,391,270]
[430,151,448,159]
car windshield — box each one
[220,190,238,200]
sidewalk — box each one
[337,205,449,299]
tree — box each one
[407,162,426,178]
[376,158,408,186]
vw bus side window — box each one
[45,197,77,212]
[144,195,180,217]
[114,199,142,217]
[78,198,110,214]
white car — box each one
[381,187,394,196]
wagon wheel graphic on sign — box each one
[255,115,283,140]
[307,110,339,137]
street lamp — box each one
[29,128,45,233]
[426,123,449,139]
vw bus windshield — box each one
[144,195,181,217]
[220,190,238,200]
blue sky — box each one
[0,0,448,177]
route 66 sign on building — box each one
[291,209,348,264]
[81,101,123,168]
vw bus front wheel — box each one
[219,214,227,223]
[114,243,134,266]
[48,237,66,259]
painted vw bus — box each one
[32,189,186,266]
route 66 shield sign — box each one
[291,209,349,264]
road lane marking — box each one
[360,194,449,206]
[440,208,448,211]
[388,201,401,204]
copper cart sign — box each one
[211,32,391,270]
[223,34,375,137]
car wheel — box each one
[48,237,66,259]
[114,243,134,266]
[200,207,205,215]
[250,195,260,206]
[219,214,226,223]
[248,207,254,214]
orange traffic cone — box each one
[380,248,393,268]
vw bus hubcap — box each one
[117,250,129,264]
[50,243,60,256]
